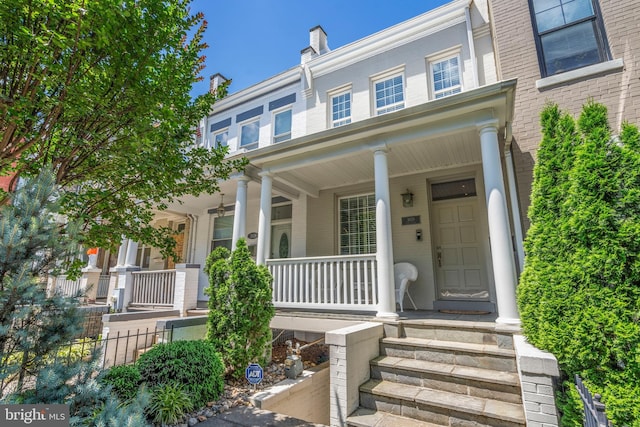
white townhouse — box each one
[153,0,523,324]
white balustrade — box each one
[266,254,378,311]
[54,275,83,298]
[130,270,176,306]
[96,275,110,299]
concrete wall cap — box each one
[514,334,560,376]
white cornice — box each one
[209,67,302,115]
[308,0,469,78]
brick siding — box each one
[490,0,640,229]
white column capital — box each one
[370,142,390,154]
[476,119,500,134]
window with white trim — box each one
[529,0,610,77]
[239,119,260,149]
[212,129,228,149]
[211,215,234,252]
[373,74,404,115]
[273,108,292,143]
[339,193,376,255]
[331,91,352,127]
[431,55,462,99]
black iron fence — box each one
[575,375,612,427]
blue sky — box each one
[189,0,451,96]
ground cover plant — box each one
[519,101,640,425]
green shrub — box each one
[136,340,224,408]
[147,383,193,426]
[205,239,275,378]
[519,101,640,425]
[100,364,141,402]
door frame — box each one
[427,169,496,312]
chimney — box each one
[209,73,229,95]
[309,25,329,55]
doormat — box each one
[438,309,491,315]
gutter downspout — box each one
[504,128,525,274]
[465,3,480,89]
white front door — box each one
[432,196,489,301]
[271,224,291,259]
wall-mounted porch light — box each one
[217,193,226,218]
[401,189,414,208]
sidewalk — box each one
[195,406,327,427]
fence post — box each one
[173,264,201,316]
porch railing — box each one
[266,254,378,311]
[130,270,176,306]
[54,275,82,298]
[96,275,110,299]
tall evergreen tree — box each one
[519,101,640,425]
[0,169,84,394]
[0,170,148,426]
[205,239,274,378]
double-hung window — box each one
[273,108,292,143]
[240,119,260,149]
[529,0,610,77]
[212,129,228,149]
[373,73,405,115]
[331,91,352,127]
[431,56,462,99]
[211,215,234,252]
[339,193,376,255]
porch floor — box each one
[273,308,498,323]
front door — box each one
[271,224,291,259]
[431,179,490,304]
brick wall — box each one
[490,0,640,229]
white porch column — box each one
[257,172,273,265]
[116,238,128,267]
[124,239,138,267]
[232,176,250,251]
[478,121,519,324]
[373,148,398,319]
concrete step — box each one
[371,356,522,404]
[405,319,514,347]
[380,336,517,372]
[359,379,525,427]
[347,407,441,427]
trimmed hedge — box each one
[136,340,224,408]
[100,364,141,402]
[519,101,640,425]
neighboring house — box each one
[490,0,640,230]
[140,0,523,323]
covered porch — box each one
[94,80,523,323]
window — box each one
[529,0,610,76]
[374,74,404,115]
[240,119,260,149]
[211,215,234,252]
[135,247,151,269]
[273,109,292,143]
[212,129,228,149]
[431,56,462,99]
[339,194,376,255]
[331,92,352,127]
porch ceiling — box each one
[245,80,515,198]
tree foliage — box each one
[0,170,148,427]
[0,169,84,394]
[0,0,246,255]
[205,239,275,378]
[519,101,640,425]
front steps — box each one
[347,320,525,427]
